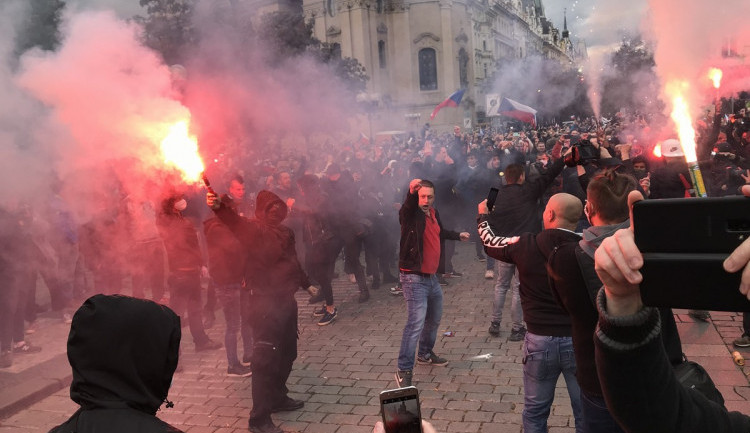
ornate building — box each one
[302,0,582,131]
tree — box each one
[137,0,197,64]
[256,10,368,94]
[14,0,66,56]
[601,36,663,118]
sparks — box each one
[665,80,698,164]
[160,120,204,183]
[708,68,723,89]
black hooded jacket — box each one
[214,190,310,296]
[49,295,182,433]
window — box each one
[327,0,336,17]
[458,48,469,89]
[379,40,387,68]
[418,48,437,91]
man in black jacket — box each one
[539,170,683,433]
[395,179,469,388]
[487,152,565,340]
[479,193,583,433]
[208,190,313,433]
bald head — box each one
[543,193,583,231]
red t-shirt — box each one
[421,208,441,274]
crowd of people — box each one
[3,103,750,432]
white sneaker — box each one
[484,270,494,280]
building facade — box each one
[302,0,582,132]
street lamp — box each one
[357,92,380,142]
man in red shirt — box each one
[395,179,469,387]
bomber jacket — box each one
[398,188,461,272]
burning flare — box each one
[708,68,723,89]
[665,80,698,163]
[160,120,204,183]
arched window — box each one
[331,43,341,59]
[378,40,387,68]
[327,0,336,17]
[458,48,469,89]
[376,0,384,13]
[418,48,437,91]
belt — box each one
[400,270,433,278]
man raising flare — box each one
[395,179,469,388]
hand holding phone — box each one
[380,387,422,433]
[486,187,499,212]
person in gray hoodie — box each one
[538,169,683,433]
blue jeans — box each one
[522,332,583,433]
[397,273,443,371]
[486,256,495,271]
[580,391,625,433]
[216,283,253,367]
[492,260,522,329]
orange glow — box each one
[653,142,662,158]
[708,68,723,89]
[160,120,204,183]
[665,80,698,163]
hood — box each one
[579,220,630,258]
[68,295,181,415]
[536,228,582,258]
[254,190,287,223]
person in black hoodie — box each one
[208,189,313,433]
[48,294,182,433]
[486,144,565,340]
[478,192,583,433]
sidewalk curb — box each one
[0,354,71,419]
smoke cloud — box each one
[645,0,750,119]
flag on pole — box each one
[430,89,465,120]
[499,97,537,126]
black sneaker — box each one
[271,397,304,413]
[509,327,527,342]
[195,339,222,352]
[358,290,370,303]
[488,321,500,337]
[248,419,283,433]
[395,369,413,387]
[313,306,327,317]
[417,350,448,366]
[734,335,750,348]
[318,308,337,326]
[227,364,253,377]
[688,310,711,322]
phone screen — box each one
[381,392,421,433]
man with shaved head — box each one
[478,193,583,433]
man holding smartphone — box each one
[395,179,470,388]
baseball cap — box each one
[660,139,684,157]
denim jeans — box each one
[216,283,253,367]
[522,332,583,433]
[397,272,443,371]
[580,391,625,433]
[492,260,523,329]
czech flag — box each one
[430,89,465,120]
[499,97,537,126]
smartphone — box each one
[487,187,499,212]
[633,196,750,312]
[380,386,422,433]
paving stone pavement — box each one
[2,242,750,432]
